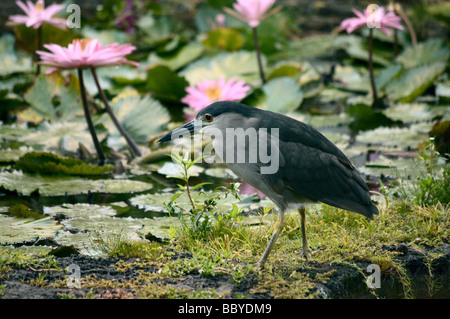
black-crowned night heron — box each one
[158,101,379,268]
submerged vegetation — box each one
[0,0,449,299]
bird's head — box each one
[157,101,257,143]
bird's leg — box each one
[255,210,285,269]
[298,207,312,259]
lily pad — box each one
[356,123,434,150]
[148,42,204,70]
[44,203,117,219]
[180,50,264,85]
[21,121,104,154]
[360,156,427,179]
[259,77,303,112]
[104,93,170,148]
[24,73,82,122]
[385,62,447,102]
[146,65,190,103]
[56,216,160,256]
[382,103,434,123]
[0,215,62,245]
[130,191,255,214]
[0,34,33,76]
[396,39,449,69]
[0,146,33,163]
[203,28,245,51]
[0,170,153,196]
[333,35,390,66]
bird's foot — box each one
[295,247,313,260]
[254,259,266,271]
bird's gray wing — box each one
[276,141,377,218]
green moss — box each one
[8,203,45,220]
[14,151,114,176]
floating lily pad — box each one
[356,123,434,150]
[203,28,245,51]
[56,216,160,256]
[44,203,117,219]
[0,146,33,163]
[396,39,449,69]
[0,215,62,245]
[147,65,189,103]
[382,103,434,123]
[258,77,303,112]
[0,33,33,76]
[0,170,153,196]
[24,73,82,122]
[130,191,256,214]
[148,42,204,70]
[104,93,170,148]
[267,64,301,81]
[180,50,264,85]
[360,156,427,179]
[21,121,105,154]
[333,35,390,66]
[0,123,31,141]
[385,62,447,102]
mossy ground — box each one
[1,197,448,299]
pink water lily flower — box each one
[8,0,66,30]
[36,38,140,74]
[232,0,276,28]
[340,6,403,36]
[181,77,251,111]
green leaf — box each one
[259,77,303,112]
[375,63,403,90]
[346,104,402,131]
[0,215,62,245]
[14,23,77,54]
[334,35,390,66]
[396,39,449,69]
[14,151,114,176]
[130,191,254,214]
[385,62,447,102]
[104,93,170,147]
[272,34,335,61]
[21,121,105,154]
[180,50,264,86]
[24,73,82,121]
[146,65,189,102]
[0,170,153,196]
[44,203,117,219]
[203,28,245,51]
[0,34,33,76]
[8,203,45,220]
[267,64,301,81]
[148,42,204,70]
[356,122,434,150]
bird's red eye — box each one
[205,114,213,122]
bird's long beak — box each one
[157,120,202,143]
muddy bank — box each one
[1,243,448,299]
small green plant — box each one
[414,139,449,206]
[166,153,243,240]
[91,230,167,260]
[381,139,449,207]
